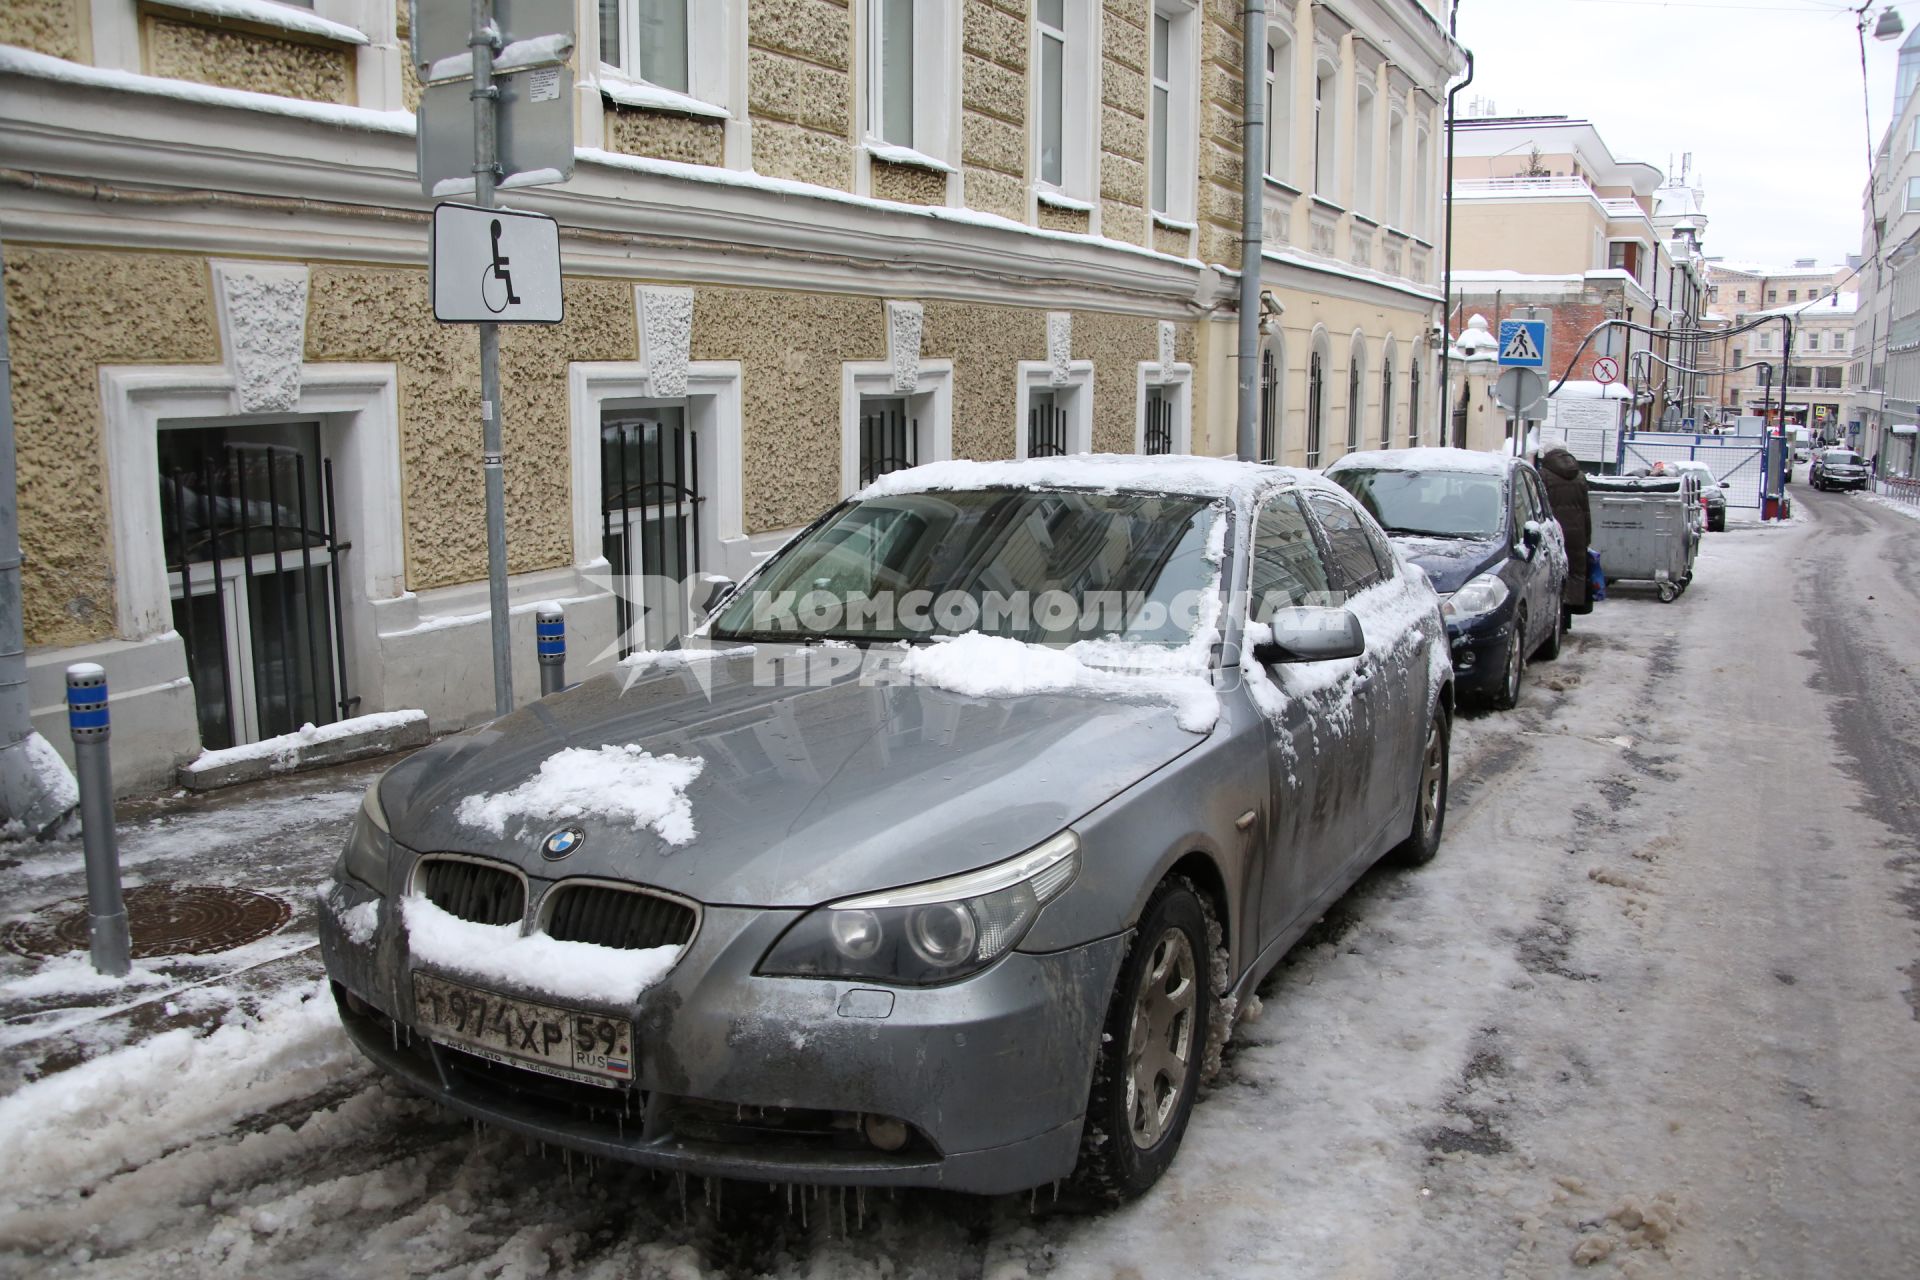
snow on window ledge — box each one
[1152,212,1198,232]
[1037,188,1095,212]
[864,139,956,174]
[151,0,370,46]
[599,75,730,120]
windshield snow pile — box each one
[402,896,680,1004]
[857,453,1285,500]
[455,744,704,845]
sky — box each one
[1451,0,1902,270]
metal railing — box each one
[1876,475,1920,506]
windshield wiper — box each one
[1384,526,1477,539]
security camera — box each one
[1260,290,1284,317]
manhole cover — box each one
[3,883,292,960]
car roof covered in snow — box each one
[1324,447,1515,477]
[854,454,1334,502]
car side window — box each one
[1508,473,1530,541]
[1250,492,1335,621]
[1523,470,1548,522]
[1305,493,1385,595]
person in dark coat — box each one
[1537,445,1592,616]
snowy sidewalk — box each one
[0,757,386,1096]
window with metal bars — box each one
[1143,386,1175,455]
[1346,354,1363,454]
[1259,346,1279,462]
[1409,355,1422,447]
[1379,356,1394,448]
[1028,389,1069,458]
[859,397,920,484]
[602,406,703,656]
[1307,348,1325,467]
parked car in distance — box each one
[318,456,1453,1204]
[1810,448,1871,492]
[1327,448,1566,711]
[1668,461,1729,532]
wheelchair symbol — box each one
[479,218,521,315]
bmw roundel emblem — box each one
[541,826,586,860]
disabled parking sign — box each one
[430,202,564,324]
[1498,319,1549,370]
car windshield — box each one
[711,488,1222,647]
[1822,450,1862,465]
[1328,468,1505,540]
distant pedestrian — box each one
[1537,445,1593,620]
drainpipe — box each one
[0,232,78,837]
[1440,47,1474,446]
[1236,0,1267,463]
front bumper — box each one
[319,878,1125,1194]
[1819,473,1869,489]
[1444,605,1518,699]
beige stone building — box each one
[0,0,1461,789]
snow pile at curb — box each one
[455,744,705,845]
[0,981,355,1203]
[402,895,680,1004]
[1864,491,1920,523]
[181,710,428,776]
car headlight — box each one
[1441,572,1510,622]
[759,832,1081,986]
[339,777,393,892]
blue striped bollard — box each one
[536,606,565,697]
[66,663,129,977]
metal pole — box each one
[536,605,565,696]
[1235,0,1266,463]
[0,232,77,836]
[66,663,128,977]
[472,0,512,716]
[1440,45,1474,448]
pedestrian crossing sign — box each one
[1498,319,1549,369]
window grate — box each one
[859,403,919,484]
[1143,388,1174,455]
[1029,396,1069,458]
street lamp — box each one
[1873,6,1904,40]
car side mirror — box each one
[1718,481,1730,488]
[1253,607,1366,665]
[1522,519,1544,548]
[693,573,736,620]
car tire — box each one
[1708,511,1724,532]
[1489,607,1526,710]
[1072,878,1211,1204]
[1390,705,1450,867]
[1537,596,1564,661]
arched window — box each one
[1307,342,1326,467]
[1353,85,1376,214]
[1346,335,1366,455]
[1380,342,1396,447]
[1259,338,1283,462]
[1409,346,1423,447]
[1266,33,1293,182]
[1313,61,1338,198]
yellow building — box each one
[0,0,1462,788]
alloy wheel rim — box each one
[1420,721,1444,835]
[1124,927,1198,1150]
[1506,618,1524,701]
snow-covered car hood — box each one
[379,646,1209,908]
[1384,534,1506,595]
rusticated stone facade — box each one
[870,159,947,207]
[304,268,635,591]
[746,0,853,191]
[960,0,1027,223]
[144,17,355,105]
[0,0,84,61]
[1100,0,1150,246]
[923,301,1048,462]
[3,247,221,647]
[1197,0,1245,265]
[606,106,727,167]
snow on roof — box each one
[1325,447,1511,476]
[1552,380,1632,400]
[855,454,1325,501]
[1749,291,1858,318]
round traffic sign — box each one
[1592,356,1620,385]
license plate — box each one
[411,972,634,1087]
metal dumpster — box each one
[1587,474,1701,602]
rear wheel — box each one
[1390,706,1450,867]
[1073,880,1210,1203]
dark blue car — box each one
[1327,449,1567,709]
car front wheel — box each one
[1073,878,1211,1203]
[1489,607,1526,710]
[1391,706,1450,866]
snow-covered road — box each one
[2,491,1916,1279]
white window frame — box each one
[1015,362,1095,459]
[1033,0,1098,204]
[1264,28,1294,183]
[593,0,734,116]
[1149,0,1198,221]
[1135,361,1195,454]
[863,0,957,166]
[1413,123,1431,236]
[1312,57,1339,202]
[568,362,749,580]
[1352,83,1376,216]
[1386,109,1406,228]
[840,362,955,498]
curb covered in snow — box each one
[177,711,431,792]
